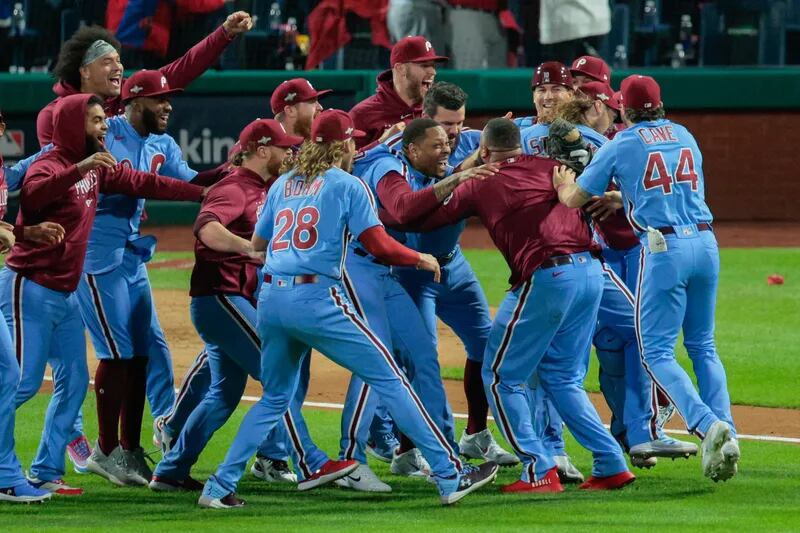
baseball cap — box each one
[570,56,611,83]
[270,78,333,115]
[532,61,573,88]
[390,36,449,66]
[620,75,662,111]
[578,81,621,111]
[609,91,623,112]
[238,119,304,151]
[311,109,366,143]
[122,70,183,102]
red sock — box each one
[120,357,148,450]
[95,360,127,455]
[464,359,488,435]
[398,433,415,454]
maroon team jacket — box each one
[7,94,204,293]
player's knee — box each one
[683,340,718,361]
[594,327,626,352]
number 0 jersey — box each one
[577,119,713,231]
[254,166,381,280]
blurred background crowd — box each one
[1,0,799,73]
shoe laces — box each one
[271,459,291,473]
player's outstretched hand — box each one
[416,253,441,283]
[586,191,623,221]
[552,164,576,188]
[378,122,406,142]
[24,222,66,246]
[77,152,117,175]
[223,11,254,36]
[454,163,498,184]
[0,227,14,254]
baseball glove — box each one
[545,117,593,174]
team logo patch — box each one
[285,92,297,102]
[129,85,143,94]
[578,256,587,263]
[683,227,693,236]
[258,136,272,145]
[160,75,167,87]
[345,127,353,135]
[597,92,609,101]
[543,72,550,83]
[576,58,587,67]
[425,40,432,51]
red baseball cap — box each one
[570,55,611,83]
[532,61,573,88]
[270,78,333,115]
[578,81,621,111]
[609,91,623,111]
[238,119,304,151]
[620,75,662,111]
[311,109,366,143]
[122,70,183,102]
[390,36,448,66]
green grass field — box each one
[6,394,800,532]
[148,248,800,409]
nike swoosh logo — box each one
[348,475,361,482]
[552,271,565,278]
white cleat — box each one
[334,464,392,493]
[630,455,658,469]
[251,457,297,484]
[554,455,585,483]
[198,493,245,509]
[702,421,739,482]
[630,437,698,460]
[458,429,519,466]
[390,448,432,478]
[153,416,173,456]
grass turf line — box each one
[8,393,800,531]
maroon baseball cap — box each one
[122,70,183,102]
[390,36,449,66]
[270,78,333,115]
[311,109,366,143]
[609,91,623,112]
[570,55,611,83]
[578,81,621,111]
[620,75,662,111]
[239,119,304,151]
[532,61,573,88]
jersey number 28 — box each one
[642,149,698,194]
[272,206,320,251]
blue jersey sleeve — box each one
[3,143,53,191]
[160,136,197,182]
[346,177,381,239]
[577,139,616,197]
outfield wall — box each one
[1,69,799,223]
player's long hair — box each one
[294,140,347,183]
[54,25,122,90]
[555,98,594,127]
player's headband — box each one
[82,40,117,67]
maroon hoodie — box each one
[7,94,204,292]
[349,70,423,149]
[36,26,233,147]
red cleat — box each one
[501,466,564,494]
[579,470,636,490]
[297,459,359,492]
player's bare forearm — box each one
[433,164,496,201]
[198,221,253,256]
[553,164,591,208]
[251,234,268,253]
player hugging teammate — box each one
[0,31,738,508]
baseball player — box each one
[199,110,498,508]
[152,119,336,491]
[0,94,204,496]
[0,111,65,504]
[154,79,335,485]
[555,75,740,481]
[364,85,518,466]
[381,118,635,492]
[349,36,448,148]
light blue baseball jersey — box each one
[514,116,536,129]
[577,119,713,230]
[521,122,608,156]
[255,167,381,280]
[84,115,197,274]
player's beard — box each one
[142,107,166,135]
[85,134,104,156]
[294,115,312,139]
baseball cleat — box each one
[438,461,499,505]
[701,421,739,482]
[554,455,584,483]
[121,448,153,486]
[334,464,392,493]
[149,475,204,492]
[26,477,83,496]
[501,466,564,494]
[579,470,636,491]
[86,445,128,486]
[0,482,52,503]
[458,429,519,466]
[629,437,698,460]
[66,435,92,474]
[656,403,677,429]
[153,416,173,456]
[630,455,658,469]
[390,448,432,478]
[198,492,245,509]
[297,459,358,492]
[251,457,297,484]
[366,434,400,463]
